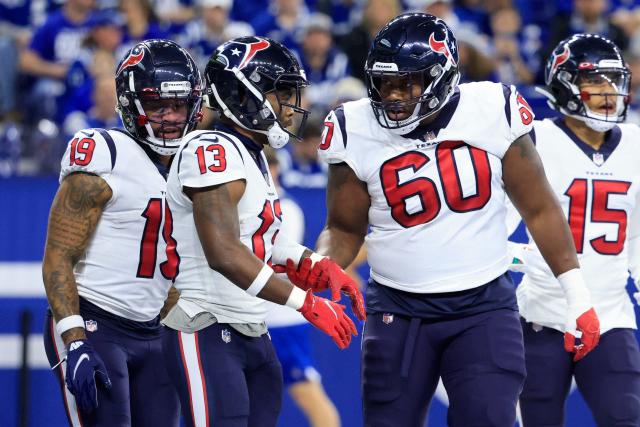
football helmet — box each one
[365,13,460,135]
[115,39,203,155]
[204,36,309,149]
[540,34,630,132]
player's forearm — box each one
[524,205,579,276]
[42,254,85,344]
[316,226,364,269]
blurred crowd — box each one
[2,0,640,181]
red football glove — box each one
[298,290,358,350]
[285,257,366,321]
[564,307,600,362]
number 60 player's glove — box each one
[285,256,366,321]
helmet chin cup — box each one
[267,123,289,148]
[579,115,617,132]
[145,141,181,156]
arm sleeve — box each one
[59,129,115,183]
[628,188,640,283]
[177,134,246,189]
[505,84,535,144]
[317,107,348,165]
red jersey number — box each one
[565,179,631,255]
[380,142,492,228]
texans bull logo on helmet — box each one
[217,38,271,71]
[428,32,457,67]
[116,46,145,76]
[547,45,571,84]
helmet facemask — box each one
[117,73,203,156]
[208,65,309,149]
[562,69,631,131]
[366,62,459,135]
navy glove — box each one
[65,340,111,412]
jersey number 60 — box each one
[380,141,492,228]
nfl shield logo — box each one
[592,153,604,166]
[382,313,394,324]
[221,328,231,344]
[85,320,98,332]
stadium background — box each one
[2,0,640,425]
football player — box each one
[161,36,363,427]
[508,34,640,427]
[311,13,600,427]
[42,40,203,426]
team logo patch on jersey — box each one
[116,46,145,76]
[221,328,232,343]
[592,152,605,166]
[85,320,98,332]
[382,313,394,324]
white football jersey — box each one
[167,129,282,324]
[59,128,175,321]
[318,81,534,293]
[514,118,640,333]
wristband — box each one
[56,315,85,336]
[309,252,327,265]
[557,268,591,307]
[286,286,307,310]
[246,264,274,297]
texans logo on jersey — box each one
[428,32,457,67]
[547,45,570,84]
[218,38,271,71]
[116,46,145,76]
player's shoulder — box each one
[60,128,120,181]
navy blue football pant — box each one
[519,319,640,427]
[361,309,526,427]
[43,310,180,427]
[162,323,283,427]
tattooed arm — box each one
[315,163,370,268]
[42,172,112,346]
[502,133,579,275]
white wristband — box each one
[309,252,327,265]
[285,286,307,310]
[557,268,591,307]
[56,315,85,336]
[246,264,274,297]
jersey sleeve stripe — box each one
[529,127,536,146]
[501,84,512,127]
[334,106,348,148]
[96,128,117,170]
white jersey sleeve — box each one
[505,85,535,144]
[317,106,359,172]
[59,129,116,183]
[271,198,307,266]
[177,133,246,189]
[628,188,640,284]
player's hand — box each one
[564,307,600,362]
[65,340,111,412]
[298,290,358,349]
[285,257,366,321]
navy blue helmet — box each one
[365,13,460,134]
[115,39,203,155]
[204,36,309,148]
[541,34,630,131]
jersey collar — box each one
[551,117,621,167]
